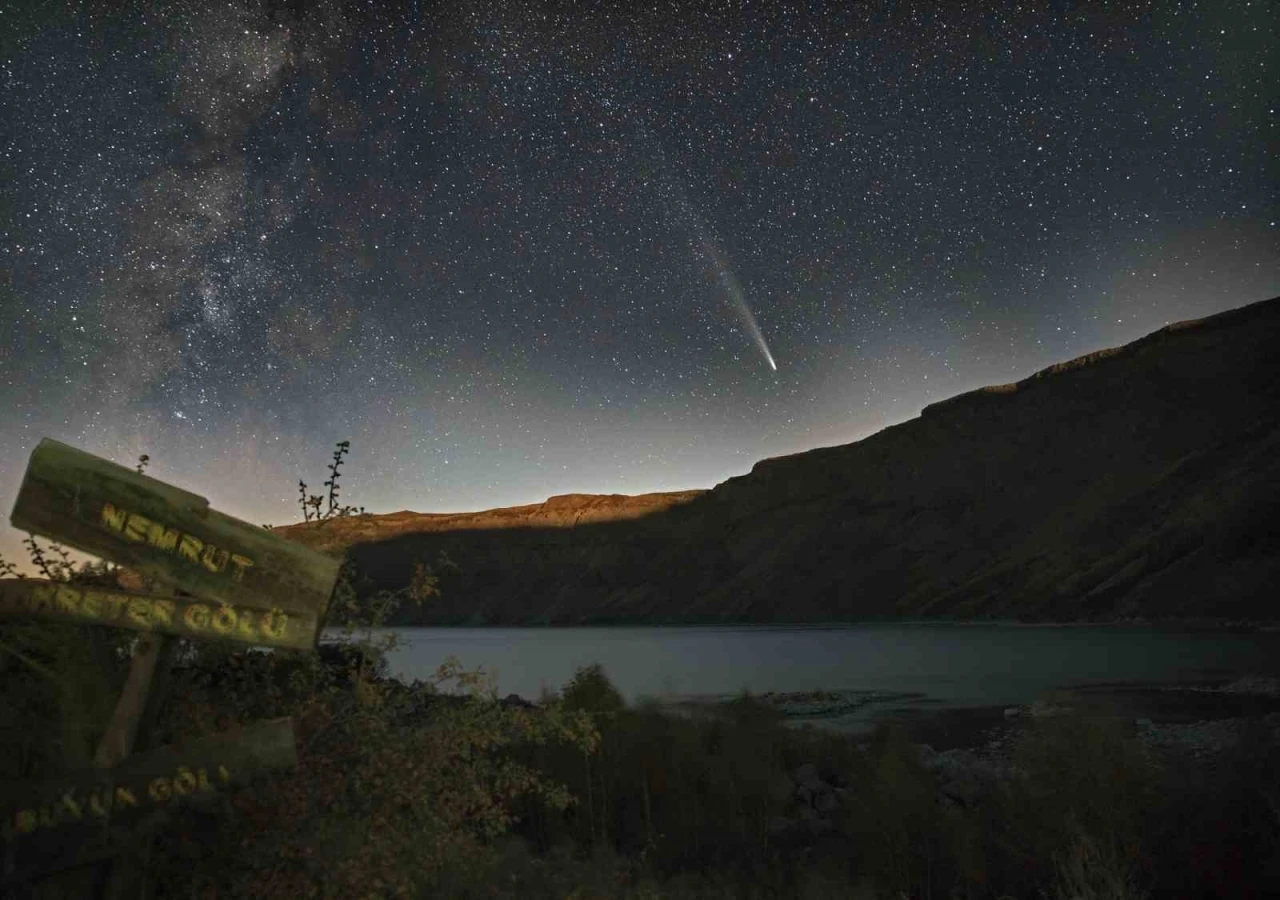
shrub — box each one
[993,714,1161,897]
[560,663,627,716]
[1141,716,1280,897]
[146,651,597,897]
[844,724,959,898]
[0,539,136,780]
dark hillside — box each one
[275,296,1280,624]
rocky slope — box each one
[274,491,706,556]
[275,296,1280,624]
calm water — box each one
[357,624,1280,726]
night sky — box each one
[2,0,1276,574]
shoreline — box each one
[362,617,1280,633]
[790,676,1280,757]
[587,676,1280,760]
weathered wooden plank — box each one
[0,718,297,884]
[0,579,320,651]
[9,439,341,627]
[90,625,174,898]
[93,633,169,771]
[96,621,176,898]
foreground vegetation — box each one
[2,444,1277,897]
[3,614,1278,898]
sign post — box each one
[1,438,342,893]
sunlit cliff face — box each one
[269,491,708,553]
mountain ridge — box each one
[274,296,1280,625]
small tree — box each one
[297,440,365,524]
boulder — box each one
[923,748,980,777]
[793,762,823,790]
[797,805,834,834]
[771,775,796,804]
[1218,675,1280,696]
[814,790,842,814]
[913,743,938,766]
[937,768,986,807]
[767,816,797,839]
[793,763,841,810]
[1029,699,1076,718]
[924,748,1000,808]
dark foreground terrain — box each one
[9,638,1278,899]
[277,295,1280,626]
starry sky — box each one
[2,0,1277,574]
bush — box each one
[144,651,597,897]
[0,544,136,780]
[1141,717,1280,897]
[0,619,132,778]
[560,663,627,716]
[843,724,979,898]
[992,715,1162,897]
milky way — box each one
[1,0,1276,572]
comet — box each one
[638,125,778,373]
[698,231,778,372]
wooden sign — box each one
[0,718,297,885]
[3,439,334,891]
[0,579,319,651]
[9,438,341,649]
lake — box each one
[358,623,1280,731]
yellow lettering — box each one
[123,513,152,542]
[29,583,56,613]
[183,603,211,631]
[212,605,237,634]
[197,768,211,791]
[229,554,255,582]
[100,593,129,620]
[147,777,171,802]
[236,611,258,640]
[14,809,38,835]
[81,590,103,618]
[127,597,153,628]
[59,794,82,820]
[201,544,230,573]
[173,767,197,796]
[54,586,82,615]
[146,522,180,552]
[261,610,289,640]
[114,786,138,808]
[100,502,128,533]
[151,598,175,627]
[217,765,231,784]
[88,791,111,816]
[178,534,204,564]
